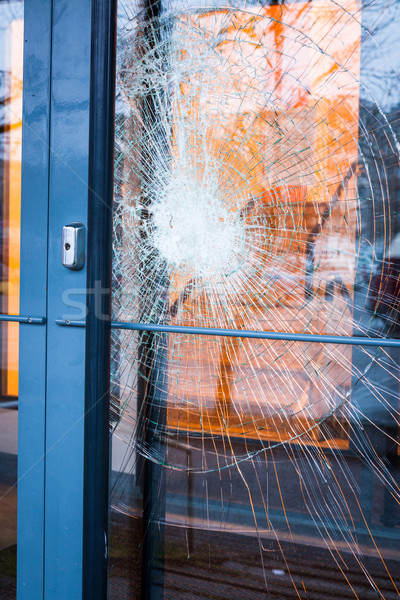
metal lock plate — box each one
[62,223,86,270]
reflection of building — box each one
[0,12,22,401]
[119,3,361,445]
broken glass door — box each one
[109,1,400,598]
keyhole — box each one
[65,243,71,251]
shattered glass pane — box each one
[110,1,400,599]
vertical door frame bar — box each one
[17,1,52,597]
[44,0,91,596]
[82,1,117,598]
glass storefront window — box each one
[110,1,400,598]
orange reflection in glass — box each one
[1,18,23,398]
[167,1,361,447]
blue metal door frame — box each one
[17,1,92,599]
[44,0,91,597]
[17,1,52,597]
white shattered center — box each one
[152,176,244,278]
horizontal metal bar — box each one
[56,319,86,327]
[0,314,46,324]
[0,400,18,409]
[55,318,400,347]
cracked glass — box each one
[109,1,400,599]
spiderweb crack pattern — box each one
[110,2,400,598]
